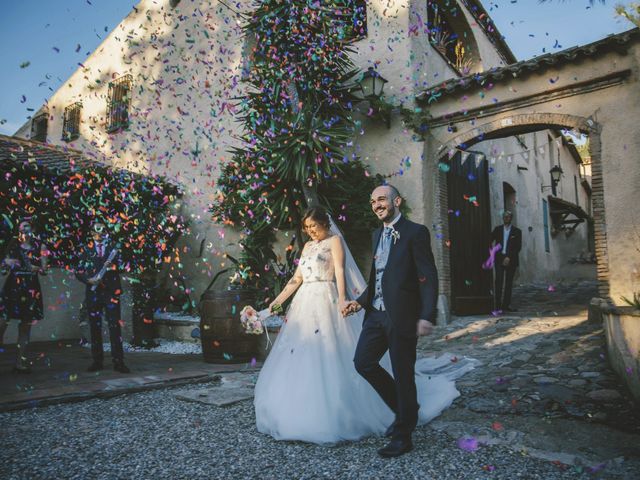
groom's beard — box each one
[376,206,398,223]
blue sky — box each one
[0,0,637,136]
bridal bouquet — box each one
[240,306,264,335]
[240,305,283,337]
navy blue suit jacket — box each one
[75,241,122,295]
[356,216,439,333]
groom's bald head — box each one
[370,184,402,223]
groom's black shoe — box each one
[384,421,398,437]
[377,438,413,458]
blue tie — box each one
[383,227,393,250]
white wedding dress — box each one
[254,236,476,444]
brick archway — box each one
[410,28,640,322]
[434,113,609,303]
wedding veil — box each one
[328,216,367,301]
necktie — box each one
[382,227,392,251]
[97,243,104,257]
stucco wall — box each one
[348,0,519,225]
[13,0,252,314]
[604,308,640,400]
[474,131,594,284]
[1,268,83,343]
[1,269,139,345]
[11,0,551,335]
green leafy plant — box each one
[1,158,187,347]
[209,0,378,301]
[621,292,640,310]
[616,3,640,27]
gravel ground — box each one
[81,339,202,355]
[0,383,602,480]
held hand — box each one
[416,319,434,337]
[502,257,510,267]
[87,276,99,285]
[338,299,349,317]
[342,301,362,317]
[269,301,282,315]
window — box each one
[334,0,367,43]
[106,74,132,133]
[62,102,82,142]
[542,199,550,253]
[427,1,480,75]
[30,113,48,142]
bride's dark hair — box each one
[302,206,331,231]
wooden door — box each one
[447,151,493,315]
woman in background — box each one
[0,219,48,373]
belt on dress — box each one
[305,280,336,284]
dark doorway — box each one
[447,151,493,314]
[503,182,516,219]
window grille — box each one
[106,74,132,133]
[31,113,48,142]
[62,102,82,141]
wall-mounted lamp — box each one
[354,67,390,128]
[541,165,564,195]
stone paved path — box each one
[416,310,640,476]
[509,280,598,315]
[174,307,639,477]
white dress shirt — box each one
[502,225,511,255]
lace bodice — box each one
[298,237,335,283]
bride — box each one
[253,206,474,444]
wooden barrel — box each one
[198,288,260,364]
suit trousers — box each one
[354,309,418,440]
[86,288,124,365]
[494,263,516,309]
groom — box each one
[343,184,438,458]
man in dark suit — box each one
[344,184,438,458]
[490,210,522,312]
[76,221,129,373]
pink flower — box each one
[240,305,263,335]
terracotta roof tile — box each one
[0,134,97,175]
[417,28,640,104]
